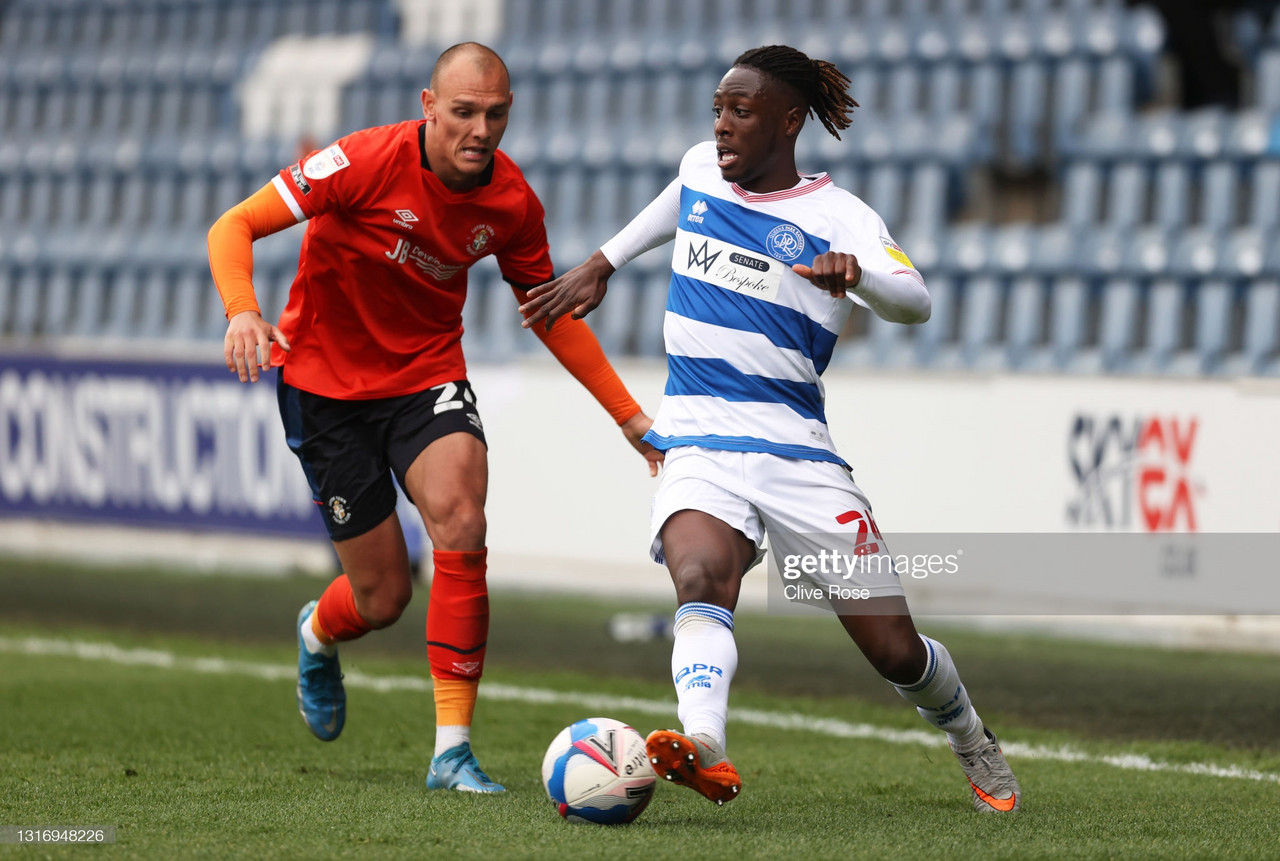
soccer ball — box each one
[541,717,656,825]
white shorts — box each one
[649,446,906,599]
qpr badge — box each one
[328,496,352,525]
[765,223,805,261]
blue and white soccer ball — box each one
[541,717,656,825]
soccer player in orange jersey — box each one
[208,43,661,792]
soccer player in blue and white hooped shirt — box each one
[521,45,1021,813]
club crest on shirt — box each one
[328,496,351,525]
[466,223,495,256]
[765,223,805,261]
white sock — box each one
[670,602,737,749]
[300,611,336,657]
[892,634,985,751]
[434,725,470,757]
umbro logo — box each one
[394,209,419,229]
[686,199,709,224]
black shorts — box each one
[277,375,486,541]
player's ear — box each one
[421,88,436,121]
[784,105,804,138]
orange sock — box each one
[434,678,480,728]
[426,549,489,681]
[314,574,374,643]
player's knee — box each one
[353,581,413,629]
[670,557,735,605]
[428,503,487,551]
[867,640,927,686]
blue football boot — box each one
[296,601,345,741]
[426,743,505,793]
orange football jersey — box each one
[269,120,554,399]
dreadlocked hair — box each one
[732,45,858,139]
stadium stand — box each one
[0,0,1276,376]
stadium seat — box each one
[1151,160,1190,228]
[957,276,1004,368]
[1247,161,1280,232]
[1133,278,1183,374]
[634,274,670,359]
[10,268,42,338]
[913,274,955,366]
[1183,279,1234,375]
[1198,161,1240,228]
[1073,277,1139,373]
[1038,275,1089,371]
[1104,161,1146,227]
[1004,275,1044,369]
[68,268,108,337]
[1222,279,1280,376]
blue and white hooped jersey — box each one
[642,142,924,466]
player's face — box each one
[712,67,803,193]
[421,63,513,191]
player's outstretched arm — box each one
[794,252,930,324]
[208,182,299,382]
[518,250,615,332]
[511,280,663,476]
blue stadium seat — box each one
[1151,161,1189,228]
[957,276,1004,368]
[1182,279,1234,375]
[1198,161,1239,228]
[1122,226,1173,276]
[1220,227,1268,280]
[1169,227,1222,279]
[1247,161,1280,231]
[991,224,1036,275]
[913,274,955,366]
[1031,223,1078,275]
[40,266,72,336]
[904,163,947,232]
[1256,49,1280,112]
[10,268,42,338]
[1051,58,1090,148]
[1222,279,1280,375]
[66,267,105,337]
[1134,278,1184,373]
[1074,277,1139,373]
[1041,275,1089,371]
[592,269,640,356]
[864,164,903,230]
[1004,275,1044,369]
[1104,161,1146,227]
[1061,162,1102,225]
[635,275,670,359]
[1096,56,1134,116]
[1178,107,1227,160]
[1008,60,1048,164]
[1225,109,1272,160]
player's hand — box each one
[224,310,290,383]
[620,412,664,478]
[519,250,615,332]
[793,253,862,298]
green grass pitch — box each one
[1,559,1278,860]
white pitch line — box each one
[4,636,1278,785]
